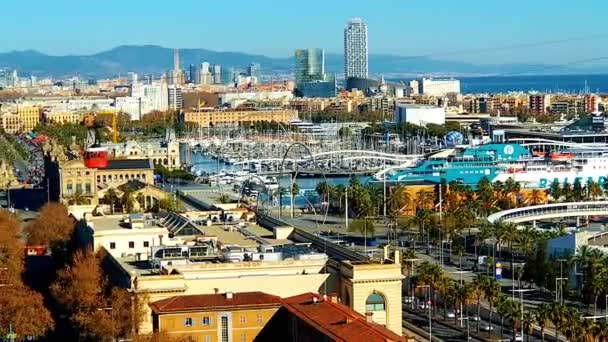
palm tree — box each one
[454,283,474,327]
[497,295,520,338]
[548,302,567,341]
[500,221,519,278]
[535,303,551,342]
[415,190,434,211]
[484,277,501,336]
[471,275,487,333]
[522,311,535,342]
[526,188,545,205]
[572,245,595,291]
[504,177,521,208]
[518,226,538,257]
[68,188,89,205]
[414,261,444,315]
[387,184,412,215]
[437,276,455,320]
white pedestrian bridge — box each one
[486,201,608,224]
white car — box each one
[480,324,495,331]
[513,333,523,342]
[447,311,456,318]
[403,296,415,304]
[469,315,481,321]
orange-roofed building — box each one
[259,292,410,342]
[150,291,415,342]
[149,291,283,342]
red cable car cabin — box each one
[84,146,109,169]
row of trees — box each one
[410,259,608,341]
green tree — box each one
[348,218,375,242]
[549,179,562,201]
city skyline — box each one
[2,0,608,66]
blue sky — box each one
[3,0,607,64]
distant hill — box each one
[0,45,601,79]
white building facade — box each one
[344,18,368,79]
[394,103,446,126]
[419,78,461,96]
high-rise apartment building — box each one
[168,85,183,111]
[247,63,261,82]
[344,18,368,79]
[294,48,336,98]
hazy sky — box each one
[3,0,607,65]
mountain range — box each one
[0,45,602,79]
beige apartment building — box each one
[0,105,42,133]
[45,110,85,125]
[182,108,297,127]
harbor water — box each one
[191,152,369,207]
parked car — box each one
[480,324,494,331]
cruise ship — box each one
[377,142,608,189]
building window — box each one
[85,183,91,194]
[240,333,247,342]
[143,241,149,248]
[365,293,386,311]
[109,242,116,249]
[240,315,246,324]
[256,314,263,323]
[221,316,229,342]
[201,316,211,326]
[203,336,211,342]
[184,317,193,327]
[128,241,135,248]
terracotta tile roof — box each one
[149,292,283,314]
[281,293,406,342]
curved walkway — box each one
[486,201,608,224]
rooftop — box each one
[281,293,406,342]
[103,158,153,170]
[149,292,283,314]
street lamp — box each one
[404,258,421,310]
[458,316,471,341]
[555,277,567,304]
[511,288,534,342]
[450,270,471,327]
[416,284,432,342]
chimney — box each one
[394,249,401,265]
[328,293,340,303]
[365,311,374,323]
[225,291,233,299]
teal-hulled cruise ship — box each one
[380,143,531,185]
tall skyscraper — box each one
[295,49,324,84]
[167,49,185,85]
[173,49,180,71]
[294,48,336,98]
[344,18,368,79]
